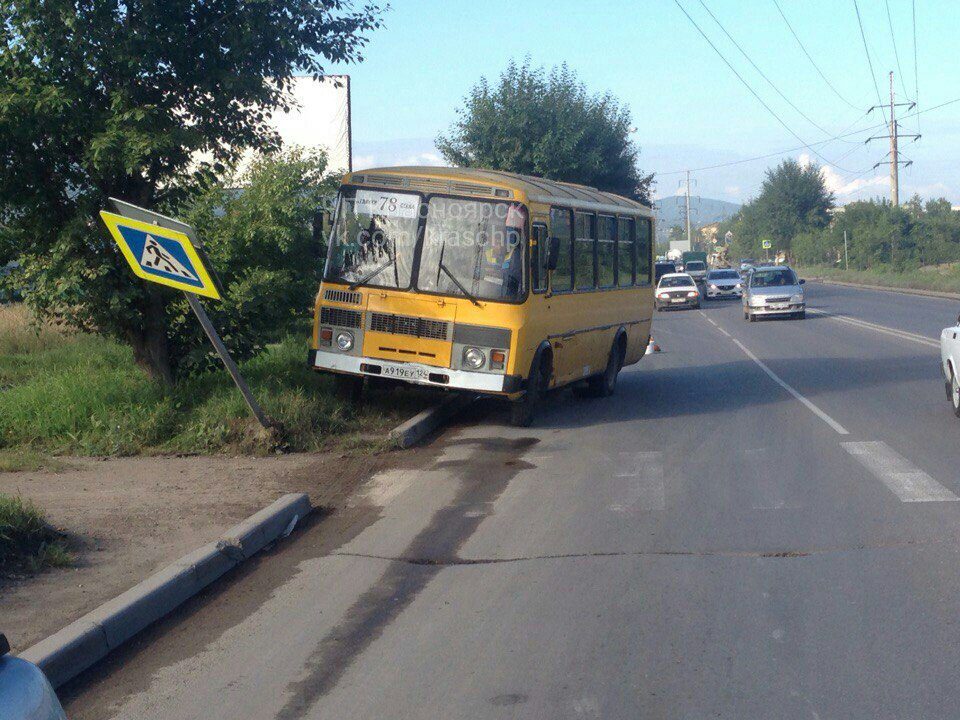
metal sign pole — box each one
[184,293,273,430]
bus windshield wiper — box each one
[439,261,481,307]
[349,254,395,291]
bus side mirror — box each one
[547,237,561,271]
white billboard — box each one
[194,75,351,179]
[269,75,351,174]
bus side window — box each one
[618,217,635,287]
[550,208,573,292]
[574,211,596,290]
[636,218,652,286]
[598,215,616,287]
[532,223,549,292]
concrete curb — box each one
[20,493,312,688]
[389,393,475,449]
[805,276,960,301]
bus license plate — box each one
[381,365,430,381]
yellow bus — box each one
[309,166,655,425]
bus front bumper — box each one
[309,350,523,394]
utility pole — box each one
[684,170,692,249]
[866,71,919,207]
[844,230,849,270]
[889,72,899,206]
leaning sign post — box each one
[99,199,274,430]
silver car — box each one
[704,269,743,300]
[742,265,806,321]
[0,634,68,719]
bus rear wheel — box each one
[587,339,624,397]
[510,356,549,427]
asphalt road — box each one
[63,281,960,719]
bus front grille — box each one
[320,306,362,328]
[323,289,363,305]
[369,312,451,341]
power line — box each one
[673,0,856,173]
[884,0,910,99]
[912,0,920,134]
[853,0,883,106]
[697,0,848,142]
[770,0,865,112]
[656,96,960,177]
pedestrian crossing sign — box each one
[99,210,222,300]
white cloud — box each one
[399,152,444,166]
[723,185,741,196]
[353,154,377,170]
[798,152,886,198]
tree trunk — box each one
[130,287,174,388]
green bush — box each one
[0,494,72,573]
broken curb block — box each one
[19,493,312,688]
[389,394,475,449]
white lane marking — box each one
[611,451,665,512]
[841,441,959,502]
[696,309,847,433]
[730,337,850,435]
[808,308,939,349]
[698,309,731,337]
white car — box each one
[655,273,701,311]
[704,269,743,300]
[683,260,707,284]
[940,316,960,417]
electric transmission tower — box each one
[865,71,920,206]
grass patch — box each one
[0,494,73,573]
[800,264,960,294]
[0,304,439,457]
[0,449,72,473]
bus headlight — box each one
[335,331,354,351]
[463,347,486,369]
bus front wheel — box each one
[333,374,364,404]
[510,356,549,427]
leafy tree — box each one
[668,225,687,244]
[437,60,653,203]
[720,159,834,260]
[0,0,383,385]
[168,149,339,377]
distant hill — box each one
[654,196,741,230]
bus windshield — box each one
[325,189,421,289]
[325,189,528,301]
[417,197,527,302]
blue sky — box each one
[326,0,960,206]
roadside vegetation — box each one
[0,304,435,463]
[799,263,960,295]
[0,494,72,573]
[717,160,960,292]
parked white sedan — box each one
[940,316,960,416]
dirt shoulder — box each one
[0,449,400,654]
